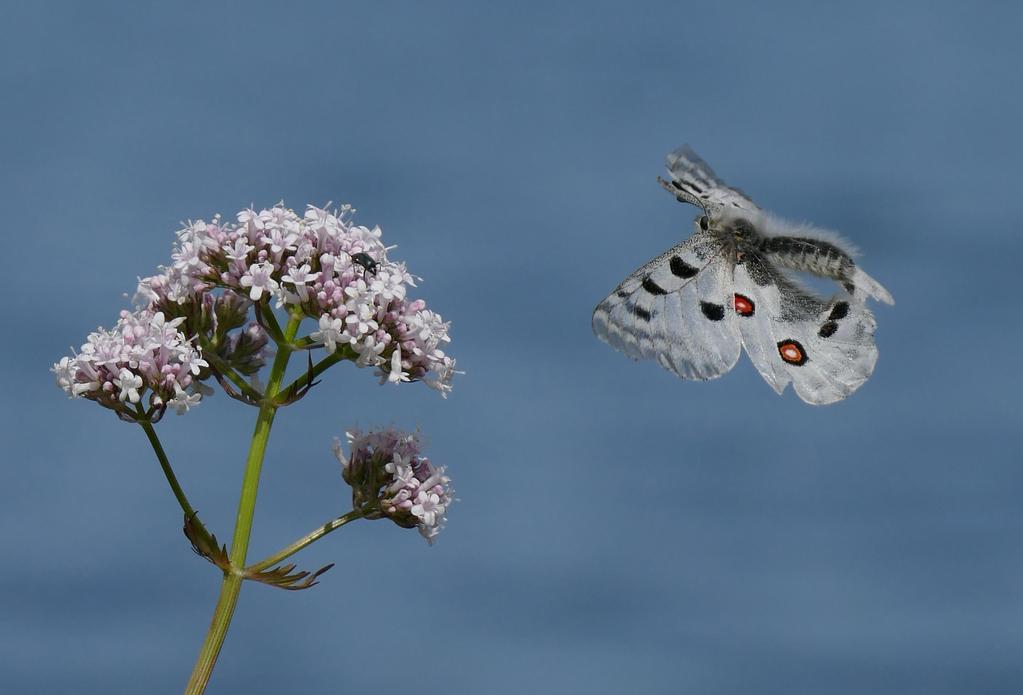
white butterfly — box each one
[592,146,894,405]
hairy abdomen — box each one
[759,236,854,281]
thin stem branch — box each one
[139,420,204,527]
[290,335,320,349]
[246,510,362,574]
[277,346,354,397]
[201,349,264,403]
[255,301,285,344]
[184,310,302,695]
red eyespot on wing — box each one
[734,293,755,317]
[777,339,808,366]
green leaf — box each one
[244,562,335,591]
[182,512,231,572]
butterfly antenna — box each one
[657,175,710,216]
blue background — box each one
[3,2,1021,693]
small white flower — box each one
[354,335,386,367]
[411,489,444,527]
[114,368,143,403]
[262,226,298,257]
[169,383,202,414]
[424,357,460,398]
[385,453,417,488]
[185,352,209,376]
[343,303,377,340]
[172,240,205,271]
[386,346,410,384]
[369,270,406,303]
[225,237,254,262]
[281,263,321,303]
[311,315,345,353]
[52,356,77,394]
[239,261,279,301]
[237,208,268,232]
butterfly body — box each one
[592,146,893,405]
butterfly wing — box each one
[592,232,741,380]
[663,145,759,213]
[731,254,881,405]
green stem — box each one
[184,311,302,695]
[184,574,242,693]
[139,420,199,521]
[246,510,362,574]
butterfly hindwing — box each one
[732,254,880,405]
[592,232,741,381]
[728,263,791,395]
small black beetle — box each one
[350,252,378,277]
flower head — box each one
[334,427,454,544]
[52,308,206,420]
[136,203,457,395]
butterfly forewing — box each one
[665,146,759,213]
[592,232,741,380]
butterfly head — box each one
[697,208,757,237]
[693,210,721,235]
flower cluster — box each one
[52,309,208,418]
[136,203,457,396]
[335,428,454,544]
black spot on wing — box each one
[634,306,652,322]
[700,302,725,321]
[642,277,667,295]
[828,301,849,321]
[670,256,698,279]
[818,321,838,338]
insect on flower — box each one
[350,252,379,277]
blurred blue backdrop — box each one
[3,2,1021,693]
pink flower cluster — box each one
[335,428,454,544]
[52,309,208,418]
[136,203,457,396]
